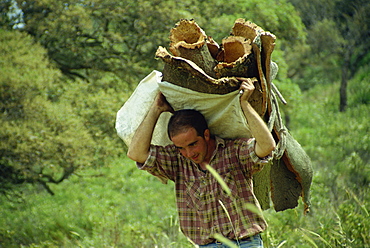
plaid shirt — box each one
[137,136,270,245]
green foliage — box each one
[290,68,370,166]
[288,0,337,27]
[8,0,208,81]
[2,0,306,86]
[273,67,370,247]
[195,0,306,44]
[1,76,369,247]
[287,0,370,96]
[0,157,191,248]
[262,85,369,248]
[57,76,132,162]
[0,30,97,194]
[348,65,370,106]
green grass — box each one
[1,153,368,248]
[1,78,369,247]
[0,157,191,248]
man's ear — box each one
[204,129,210,141]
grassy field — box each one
[1,155,368,248]
[1,81,369,248]
[0,157,191,247]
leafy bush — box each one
[0,30,97,195]
[348,65,370,106]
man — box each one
[127,79,276,247]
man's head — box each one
[167,109,213,165]
[167,109,208,139]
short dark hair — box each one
[167,109,208,139]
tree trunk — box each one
[340,51,350,112]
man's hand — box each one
[237,77,255,102]
[154,92,174,114]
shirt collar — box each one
[214,136,225,148]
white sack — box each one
[115,70,251,147]
[115,70,172,146]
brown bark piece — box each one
[222,36,252,63]
[169,19,217,78]
[280,131,313,213]
[214,36,258,79]
[260,32,276,87]
[266,120,313,213]
[206,36,221,60]
[231,18,264,41]
[251,42,268,117]
[247,77,265,117]
[156,46,240,94]
[270,157,302,211]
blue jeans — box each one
[199,234,263,248]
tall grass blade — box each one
[218,199,240,243]
[298,229,319,248]
[276,240,287,248]
[206,164,231,196]
[213,233,239,248]
[218,199,233,225]
[299,228,332,248]
[244,202,262,215]
[345,188,369,217]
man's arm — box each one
[239,78,276,158]
[127,92,173,163]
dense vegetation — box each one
[0,0,369,247]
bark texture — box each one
[156,18,313,213]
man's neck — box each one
[200,138,216,170]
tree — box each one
[0,30,96,196]
[334,0,370,111]
[287,0,370,111]
[3,0,306,84]
[5,0,199,83]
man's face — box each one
[170,127,210,164]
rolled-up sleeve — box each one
[136,144,178,183]
[237,138,273,174]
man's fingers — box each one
[237,78,255,92]
[236,77,255,84]
[239,81,255,92]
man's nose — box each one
[184,148,193,158]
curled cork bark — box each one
[214,36,257,78]
[157,19,267,115]
[156,46,240,94]
[206,36,220,60]
[169,19,217,78]
[155,19,313,213]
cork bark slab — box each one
[155,18,313,213]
